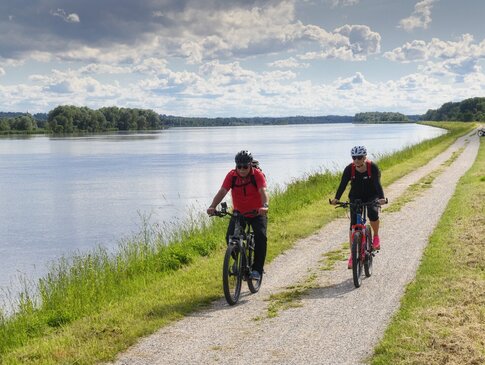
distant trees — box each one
[422,97,485,122]
[46,105,163,133]
[160,115,353,127]
[354,112,409,123]
[0,114,37,133]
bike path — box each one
[110,133,479,365]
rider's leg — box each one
[250,215,268,275]
[368,205,381,250]
[369,219,379,236]
[369,219,381,250]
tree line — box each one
[160,115,353,127]
[422,97,485,122]
[0,106,163,133]
[354,112,409,123]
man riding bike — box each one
[330,145,387,269]
[207,150,269,280]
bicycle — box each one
[211,202,262,305]
[331,198,387,288]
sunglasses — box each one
[236,164,249,169]
[352,156,365,160]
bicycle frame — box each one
[212,202,261,305]
[333,199,379,288]
[228,211,255,280]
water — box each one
[0,123,444,303]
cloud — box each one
[299,24,381,61]
[268,57,309,68]
[0,67,5,76]
[0,1,380,65]
[399,0,437,31]
[50,8,80,23]
[327,0,360,7]
[384,34,485,62]
[335,72,369,90]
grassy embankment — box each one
[371,135,485,364]
[0,122,474,364]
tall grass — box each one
[0,122,475,363]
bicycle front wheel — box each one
[223,244,242,305]
[352,232,363,288]
[364,227,373,277]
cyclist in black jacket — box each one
[330,145,386,269]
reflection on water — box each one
[0,123,444,303]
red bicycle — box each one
[332,198,387,288]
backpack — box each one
[231,160,264,189]
[351,160,372,180]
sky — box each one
[0,0,484,117]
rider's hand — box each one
[207,207,216,216]
[330,198,339,205]
[258,207,268,216]
[378,198,388,205]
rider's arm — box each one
[334,165,351,201]
[207,187,228,215]
[258,187,269,215]
[371,163,385,199]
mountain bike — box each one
[332,198,387,288]
[211,202,262,305]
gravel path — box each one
[110,133,479,365]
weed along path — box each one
[110,133,480,365]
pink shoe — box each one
[347,255,352,269]
[373,235,380,250]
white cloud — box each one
[335,72,370,90]
[50,8,80,23]
[299,24,381,61]
[384,34,485,65]
[268,57,309,69]
[0,67,5,76]
[327,0,360,7]
[399,0,437,32]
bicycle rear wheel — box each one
[352,232,363,288]
[223,243,242,305]
[364,227,373,277]
[247,240,263,293]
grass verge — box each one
[371,136,484,365]
[0,122,475,364]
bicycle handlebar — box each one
[210,202,258,218]
[329,198,388,209]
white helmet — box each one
[351,145,367,157]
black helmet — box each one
[235,150,253,164]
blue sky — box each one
[0,0,484,117]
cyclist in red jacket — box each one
[207,150,269,280]
[330,145,387,269]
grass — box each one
[371,135,484,364]
[0,122,476,364]
[385,146,467,213]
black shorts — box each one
[350,198,379,228]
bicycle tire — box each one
[352,231,363,288]
[223,243,242,305]
[364,227,373,277]
[247,238,263,293]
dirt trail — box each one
[110,133,479,365]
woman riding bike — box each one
[330,145,387,268]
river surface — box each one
[0,123,444,304]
